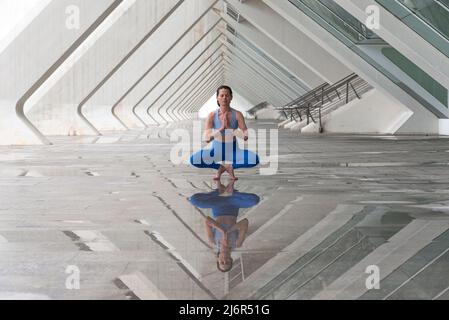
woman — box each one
[189,86,260,180]
[206,215,248,273]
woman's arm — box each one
[204,111,226,142]
[204,220,215,245]
[206,217,230,246]
[229,218,249,247]
[205,217,226,245]
[203,112,215,142]
[234,111,248,141]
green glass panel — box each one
[298,0,364,43]
[382,47,448,106]
[375,0,449,58]
[289,0,448,115]
[398,0,449,40]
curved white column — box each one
[0,0,121,145]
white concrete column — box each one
[163,41,224,121]
[184,77,224,118]
[439,119,449,136]
[223,79,265,107]
[223,55,286,106]
[224,34,306,95]
[109,0,219,127]
[171,45,270,119]
[178,52,276,117]
[223,62,280,104]
[227,0,351,83]
[219,11,320,90]
[263,0,444,133]
[112,5,222,128]
[148,49,225,123]
[175,64,225,119]
[160,53,223,121]
[335,0,449,92]
[223,42,296,102]
[26,0,183,136]
[222,55,276,103]
[142,14,223,124]
[175,72,223,119]
[224,66,283,107]
[0,0,121,145]
[156,59,224,123]
[29,0,219,135]
[185,70,266,115]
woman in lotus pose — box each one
[189,86,260,180]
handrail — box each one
[247,102,269,115]
[315,0,377,39]
[281,82,330,108]
[375,0,449,58]
[276,73,373,132]
[277,73,357,111]
[293,0,376,43]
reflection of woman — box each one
[189,86,260,181]
[189,181,260,272]
[206,217,247,273]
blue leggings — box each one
[190,140,260,170]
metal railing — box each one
[290,0,383,44]
[375,0,449,58]
[247,101,269,116]
[276,73,373,132]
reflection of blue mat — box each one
[189,190,260,217]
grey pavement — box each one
[1,120,449,300]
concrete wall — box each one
[27,0,183,135]
[306,89,410,133]
[93,0,220,128]
[115,18,221,126]
[129,10,222,125]
[221,13,318,90]
[300,89,441,134]
[252,105,282,120]
[0,0,120,144]
[336,0,449,94]
[198,91,255,118]
[227,0,351,84]
[264,0,447,132]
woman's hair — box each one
[216,85,233,97]
[216,251,233,273]
[216,85,233,106]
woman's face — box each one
[217,89,232,107]
[218,251,233,270]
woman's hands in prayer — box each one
[219,111,229,132]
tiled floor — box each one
[0,120,448,300]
